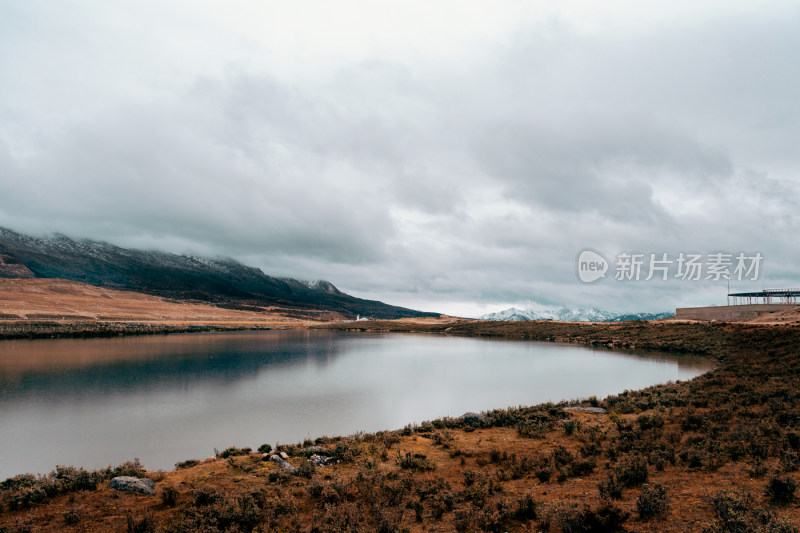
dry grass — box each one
[2,321,800,531]
[0,278,318,329]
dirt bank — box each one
[2,321,799,531]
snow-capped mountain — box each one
[479,307,674,322]
[0,226,434,319]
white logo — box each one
[577,250,608,283]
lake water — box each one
[0,330,713,479]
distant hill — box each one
[479,307,674,322]
[0,227,436,320]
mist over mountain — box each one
[479,307,674,322]
[0,227,436,320]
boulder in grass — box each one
[269,454,297,474]
[109,476,155,495]
[310,454,334,466]
[460,412,487,426]
[564,406,608,414]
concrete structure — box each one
[675,304,797,322]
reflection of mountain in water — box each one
[0,331,348,403]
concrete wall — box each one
[675,304,797,322]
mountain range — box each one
[0,227,436,320]
[479,307,674,322]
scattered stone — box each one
[310,454,334,466]
[279,451,289,460]
[460,412,487,426]
[269,454,297,473]
[109,476,155,495]
[564,406,607,414]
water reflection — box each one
[0,330,713,479]
[0,330,343,400]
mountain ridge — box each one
[0,227,436,320]
[480,306,674,322]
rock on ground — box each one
[268,454,297,473]
[563,406,607,414]
[108,476,155,495]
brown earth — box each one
[748,306,800,326]
[0,278,330,335]
[0,255,34,279]
[2,320,800,532]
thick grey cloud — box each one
[1,1,799,316]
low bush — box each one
[398,453,436,472]
[636,483,668,520]
[765,475,796,505]
[257,443,273,454]
[711,490,798,532]
[614,454,649,487]
[598,473,623,500]
[216,446,251,459]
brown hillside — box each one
[0,278,317,325]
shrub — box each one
[126,512,156,533]
[517,419,550,439]
[1,460,143,510]
[637,412,664,431]
[331,440,360,463]
[710,490,797,532]
[563,419,580,435]
[296,459,316,479]
[257,443,273,454]
[614,454,649,487]
[216,446,251,459]
[766,475,796,505]
[175,459,200,470]
[398,453,436,471]
[636,483,668,520]
[106,459,144,478]
[570,458,596,476]
[433,431,454,448]
[160,485,179,507]
[551,446,574,466]
[514,494,537,521]
[579,502,629,532]
[63,507,85,526]
[598,473,623,500]
[381,432,401,448]
[192,487,222,507]
[681,409,704,431]
[551,502,629,533]
[52,466,98,491]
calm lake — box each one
[0,330,713,479]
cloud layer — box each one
[1,1,799,316]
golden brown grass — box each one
[0,278,318,327]
[2,320,800,531]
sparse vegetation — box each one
[636,482,668,520]
[2,321,800,531]
[215,446,251,459]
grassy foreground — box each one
[1,321,800,532]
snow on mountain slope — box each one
[480,307,673,322]
[0,226,434,319]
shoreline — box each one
[2,321,799,531]
[0,320,308,341]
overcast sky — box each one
[1,1,799,317]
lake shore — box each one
[2,321,799,531]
